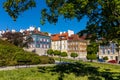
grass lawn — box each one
[0,66,88,80]
[0,58,120,80]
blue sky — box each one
[0,0,88,34]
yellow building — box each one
[68,34,87,59]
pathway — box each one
[0,64,56,71]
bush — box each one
[70,53,78,59]
[61,52,68,57]
[0,60,6,67]
[39,56,55,64]
[15,52,40,65]
[103,56,108,61]
[0,39,41,66]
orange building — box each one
[51,30,88,59]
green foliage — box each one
[87,42,98,54]
[70,52,78,59]
[3,0,36,21]
[60,52,68,57]
[41,0,120,44]
[42,0,120,27]
[87,42,98,61]
[87,53,97,62]
[53,50,61,56]
[47,49,53,56]
[103,56,108,61]
[0,39,40,66]
[39,56,55,64]
[0,62,120,80]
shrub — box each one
[70,53,78,59]
[53,50,61,56]
[103,56,108,61]
[39,56,55,64]
[0,39,41,66]
[15,52,40,65]
[0,60,6,67]
[47,49,54,56]
[61,52,68,57]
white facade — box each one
[51,40,68,52]
[98,43,118,61]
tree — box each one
[2,32,24,47]
[3,0,36,21]
[87,53,97,62]
[53,50,61,56]
[23,36,33,48]
[2,32,33,48]
[3,0,120,44]
[40,0,120,45]
[70,52,78,59]
[87,42,98,62]
[3,0,120,27]
[41,0,120,27]
[60,52,68,57]
[47,49,53,56]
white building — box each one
[98,43,118,61]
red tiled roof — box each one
[51,32,68,41]
[68,34,86,41]
[51,33,86,41]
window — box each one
[44,39,46,42]
[112,48,115,54]
[108,49,110,54]
[40,44,42,48]
[102,49,105,54]
[40,38,42,41]
[47,45,49,48]
[42,44,44,48]
[44,44,46,48]
[36,44,40,48]
[47,39,49,42]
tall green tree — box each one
[3,0,120,28]
[87,42,98,62]
[41,0,120,27]
[40,0,120,44]
[2,0,120,43]
[87,53,97,62]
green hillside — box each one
[0,39,40,66]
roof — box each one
[51,32,68,41]
[23,29,49,36]
[51,33,86,41]
[68,34,86,42]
